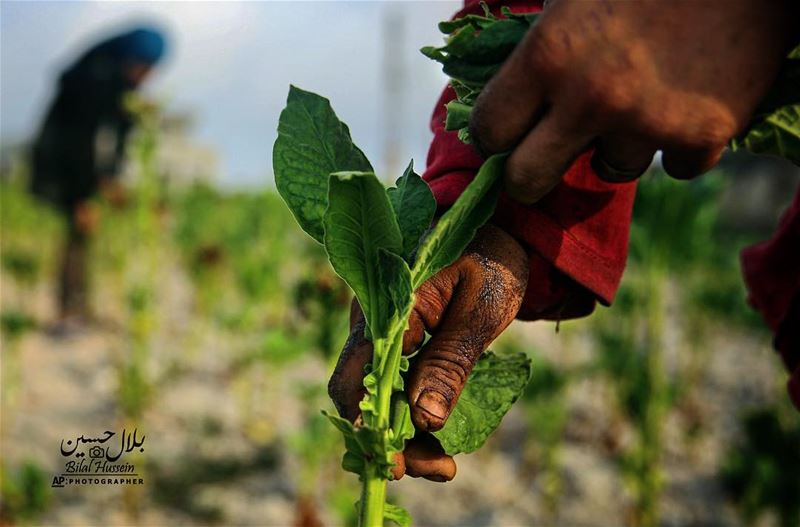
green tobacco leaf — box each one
[442,61,502,88]
[437,14,494,34]
[424,14,536,87]
[411,154,506,289]
[444,100,472,132]
[378,248,414,336]
[324,171,403,338]
[274,86,372,243]
[450,18,530,65]
[733,105,800,167]
[368,250,413,421]
[731,46,800,167]
[451,80,479,105]
[500,7,539,24]
[387,161,436,262]
[323,411,388,476]
[384,502,412,527]
[389,393,415,454]
[358,366,381,427]
[433,352,532,455]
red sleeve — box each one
[422,0,638,321]
[741,187,800,410]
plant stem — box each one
[360,321,406,525]
[372,338,392,428]
[375,328,406,428]
[638,266,666,527]
[360,465,388,527]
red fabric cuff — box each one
[423,0,637,318]
[741,187,800,410]
[423,86,636,318]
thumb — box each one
[407,230,528,432]
[406,295,491,432]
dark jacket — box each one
[31,32,152,210]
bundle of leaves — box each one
[421,4,538,143]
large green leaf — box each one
[323,171,402,338]
[433,352,532,455]
[273,86,372,243]
[387,161,436,262]
[410,154,505,290]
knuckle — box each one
[693,116,736,149]
[414,284,444,315]
[526,24,569,75]
[505,155,532,187]
[414,275,453,326]
[505,155,552,202]
[644,103,736,151]
[419,349,474,392]
[574,70,638,123]
[596,78,637,118]
[638,105,674,138]
[469,90,507,155]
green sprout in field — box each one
[722,405,800,527]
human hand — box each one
[73,201,100,234]
[471,0,799,203]
[99,178,129,209]
[327,224,529,481]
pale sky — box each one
[0,1,461,187]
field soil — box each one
[1,263,787,527]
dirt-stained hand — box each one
[99,178,129,209]
[471,0,799,202]
[73,201,100,234]
[327,224,529,482]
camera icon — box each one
[89,446,105,459]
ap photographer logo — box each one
[52,428,145,488]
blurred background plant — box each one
[721,403,800,527]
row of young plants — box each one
[0,169,59,525]
[1,150,795,527]
[0,95,357,524]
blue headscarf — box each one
[113,27,166,65]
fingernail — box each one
[416,390,448,421]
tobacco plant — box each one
[273,86,530,526]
